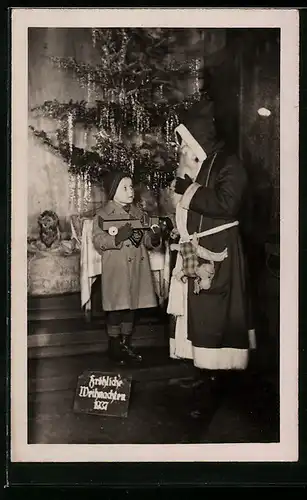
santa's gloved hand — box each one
[115,223,133,245]
[174,174,193,195]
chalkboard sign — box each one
[73,371,132,418]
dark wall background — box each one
[209,28,280,241]
[207,28,280,357]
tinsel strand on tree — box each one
[29,28,206,191]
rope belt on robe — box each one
[167,199,239,317]
[167,197,256,363]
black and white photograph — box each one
[11,8,299,463]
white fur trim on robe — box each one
[167,252,186,317]
[168,254,193,359]
[179,182,202,211]
[170,338,249,370]
[169,305,255,369]
[175,197,190,242]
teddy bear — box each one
[170,232,228,293]
[27,210,76,256]
[194,261,215,294]
[37,210,61,248]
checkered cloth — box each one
[180,241,199,277]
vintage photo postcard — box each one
[10,8,299,464]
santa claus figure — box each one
[167,96,255,414]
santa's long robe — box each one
[168,150,255,370]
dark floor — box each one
[28,345,280,445]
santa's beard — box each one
[168,178,182,212]
[167,161,199,223]
[177,162,194,180]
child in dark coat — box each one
[92,170,161,365]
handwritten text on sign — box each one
[73,371,132,417]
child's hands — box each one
[170,228,180,240]
[115,223,133,245]
[148,225,161,248]
[150,231,161,248]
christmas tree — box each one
[29,28,206,196]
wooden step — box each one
[27,290,170,358]
[28,311,163,335]
[28,292,82,310]
[28,322,169,359]
[28,347,195,395]
[28,291,165,322]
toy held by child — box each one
[92,170,161,365]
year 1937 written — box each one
[78,385,127,411]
